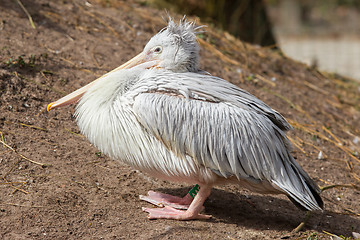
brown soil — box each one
[1,1,360,239]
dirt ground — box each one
[1,1,360,239]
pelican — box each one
[47,18,323,220]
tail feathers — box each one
[272,157,324,211]
[271,130,323,211]
[287,181,324,211]
[273,179,323,211]
[306,179,324,209]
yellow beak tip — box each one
[47,103,54,112]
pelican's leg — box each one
[140,191,193,209]
[142,185,212,220]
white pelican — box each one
[47,18,323,220]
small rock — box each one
[353,232,360,239]
[330,235,342,240]
[85,1,92,7]
[164,225,172,231]
[317,151,323,160]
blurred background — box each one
[144,0,360,81]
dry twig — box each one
[0,140,47,167]
[15,0,36,29]
[2,177,29,194]
[287,136,306,154]
[0,202,43,208]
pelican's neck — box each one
[74,69,140,158]
[78,69,139,109]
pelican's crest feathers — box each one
[164,17,203,45]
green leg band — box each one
[188,184,200,199]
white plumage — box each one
[48,18,323,220]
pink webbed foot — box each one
[139,191,193,210]
[141,185,213,221]
[142,206,211,220]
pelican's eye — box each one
[153,46,162,54]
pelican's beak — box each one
[47,52,157,111]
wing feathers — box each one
[130,70,322,210]
[133,93,286,181]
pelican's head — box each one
[143,18,201,72]
[47,17,201,111]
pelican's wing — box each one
[130,71,321,211]
[134,71,292,131]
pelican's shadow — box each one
[153,187,360,236]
